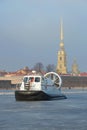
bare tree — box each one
[33,62,44,72]
[46,64,55,72]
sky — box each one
[0,0,87,72]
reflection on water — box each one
[0,90,87,130]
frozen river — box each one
[0,89,87,130]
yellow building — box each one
[56,20,67,74]
[72,58,80,75]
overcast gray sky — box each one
[0,0,87,72]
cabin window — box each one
[29,77,34,82]
[23,77,28,83]
[35,77,40,82]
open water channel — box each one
[0,89,87,130]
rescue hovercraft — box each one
[15,71,67,101]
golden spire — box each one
[60,18,64,49]
[60,18,64,41]
[56,18,67,74]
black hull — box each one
[15,90,67,101]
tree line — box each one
[32,62,56,73]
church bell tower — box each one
[72,58,80,75]
[56,19,67,74]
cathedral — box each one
[56,19,67,74]
[56,20,79,75]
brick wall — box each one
[61,76,87,88]
[0,76,87,89]
[0,80,11,89]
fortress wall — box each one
[0,76,23,84]
[0,80,11,89]
[0,76,23,89]
[0,76,87,89]
[61,76,87,88]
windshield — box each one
[35,77,40,82]
[23,76,40,83]
[23,77,28,83]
